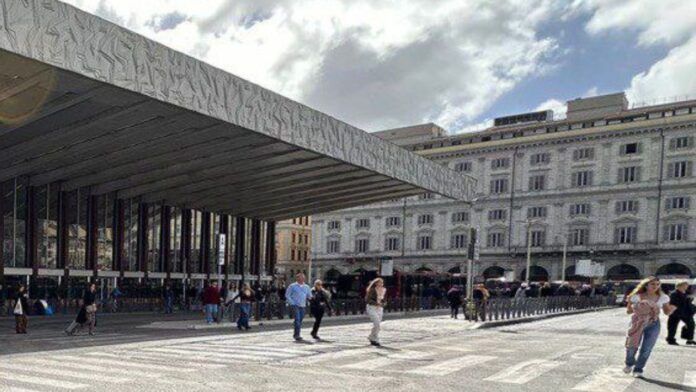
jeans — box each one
[237,303,251,329]
[164,297,173,314]
[626,320,660,373]
[204,304,218,324]
[366,305,383,343]
[292,305,306,338]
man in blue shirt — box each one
[285,273,312,341]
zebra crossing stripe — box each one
[684,371,696,387]
[184,343,311,357]
[341,350,432,370]
[406,355,497,376]
[572,367,635,391]
[0,362,129,384]
[3,387,43,392]
[141,347,276,361]
[84,351,227,368]
[177,344,298,358]
[484,359,562,384]
[54,355,191,373]
[12,357,159,379]
[0,371,87,390]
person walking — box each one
[666,281,695,346]
[234,283,255,331]
[224,282,238,322]
[473,284,490,321]
[624,276,675,378]
[540,282,553,297]
[514,283,528,298]
[202,281,221,324]
[163,284,174,314]
[110,286,122,313]
[365,277,386,347]
[13,284,29,334]
[79,283,98,335]
[285,273,312,341]
[309,280,332,340]
[446,285,463,319]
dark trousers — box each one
[667,314,695,341]
[311,306,324,336]
[450,304,460,319]
[15,315,27,333]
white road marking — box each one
[3,388,43,392]
[572,367,634,391]
[406,355,496,376]
[484,359,562,384]
[54,355,192,373]
[0,372,87,390]
[12,357,160,379]
[341,350,431,370]
[0,362,129,383]
[177,344,301,358]
[684,371,696,387]
[187,343,313,356]
[142,347,277,361]
[84,351,227,368]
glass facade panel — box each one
[147,204,162,272]
[191,210,202,273]
[96,194,114,271]
[124,199,138,271]
[35,184,58,269]
[170,207,182,273]
[66,189,88,269]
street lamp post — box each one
[525,221,532,284]
[561,234,568,282]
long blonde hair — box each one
[365,278,384,299]
[629,276,664,297]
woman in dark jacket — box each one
[666,281,695,345]
[13,284,29,334]
[65,283,97,336]
[309,280,332,340]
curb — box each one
[473,306,617,329]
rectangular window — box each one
[451,211,469,224]
[327,239,340,253]
[356,218,370,230]
[528,175,545,191]
[614,226,637,244]
[569,203,590,217]
[620,142,640,155]
[450,233,467,249]
[664,223,688,242]
[618,166,641,183]
[491,158,511,169]
[530,153,550,165]
[385,216,401,227]
[666,196,690,210]
[572,148,594,161]
[668,161,692,178]
[571,171,593,187]
[615,200,639,214]
[327,220,341,230]
[486,232,505,247]
[454,161,472,172]
[527,206,547,219]
[419,193,435,200]
[488,209,507,221]
[670,136,693,150]
[417,214,434,225]
[490,178,509,194]
[528,230,546,247]
[417,235,432,250]
[570,228,589,246]
[355,238,369,253]
[385,237,401,251]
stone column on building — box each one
[438,210,448,250]
[556,147,567,191]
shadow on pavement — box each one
[641,377,695,392]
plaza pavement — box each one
[1,308,694,391]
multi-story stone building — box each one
[274,217,312,280]
[311,93,696,282]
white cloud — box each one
[573,0,696,105]
[61,0,564,132]
[535,99,567,119]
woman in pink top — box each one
[623,276,676,378]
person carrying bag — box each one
[14,284,29,334]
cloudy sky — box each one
[64,0,696,133]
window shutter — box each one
[667,162,675,178]
[635,167,641,182]
[636,143,642,153]
[617,168,623,183]
[588,172,594,186]
[613,228,619,244]
[490,180,495,193]
[588,148,594,159]
[631,227,638,243]
[688,137,694,149]
[663,225,670,241]
[634,201,639,212]
[572,150,579,161]
[669,138,677,150]
[685,223,689,240]
[620,145,626,155]
[665,198,672,211]
[687,161,693,176]
[569,205,574,216]
[528,177,534,190]
[614,201,621,214]
[571,172,577,187]
[686,197,691,209]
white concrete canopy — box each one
[0,0,476,220]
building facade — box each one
[312,93,696,282]
[274,217,312,280]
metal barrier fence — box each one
[462,296,616,323]
[2,295,615,321]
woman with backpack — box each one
[624,276,675,378]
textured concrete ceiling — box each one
[0,0,476,220]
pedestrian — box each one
[13,284,29,334]
[514,283,528,298]
[163,284,174,314]
[202,281,221,324]
[540,282,553,297]
[224,283,238,322]
[473,284,490,321]
[309,279,332,340]
[65,283,98,336]
[285,273,312,341]
[365,277,386,347]
[624,276,675,378]
[446,285,462,319]
[666,281,695,346]
[110,285,122,313]
[233,283,255,330]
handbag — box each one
[13,300,23,316]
